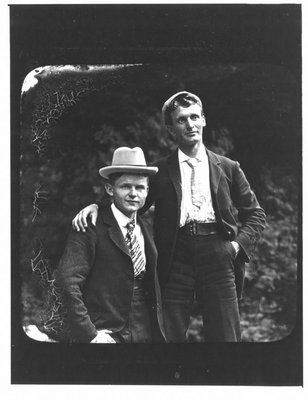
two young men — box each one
[69,91,266,342]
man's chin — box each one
[120,208,138,218]
[184,138,200,146]
[124,205,140,213]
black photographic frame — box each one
[11,4,302,385]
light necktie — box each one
[125,219,146,277]
[186,158,204,208]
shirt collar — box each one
[178,145,207,163]
[111,203,136,228]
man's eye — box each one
[178,118,185,124]
[191,115,198,120]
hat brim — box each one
[99,165,158,179]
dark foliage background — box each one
[20,64,300,342]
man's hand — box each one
[90,329,116,344]
[72,204,99,232]
[230,241,240,258]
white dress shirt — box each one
[178,146,216,227]
[111,203,146,263]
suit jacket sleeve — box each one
[54,226,97,342]
[231,161,266,261]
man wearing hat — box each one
[72,92,266,342]
[54,147,165,343]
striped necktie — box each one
[186,158,204,208]
[125,219,146,277]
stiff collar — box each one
[178,144,207,163]
[111,203,136,228]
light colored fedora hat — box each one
[161,91,203,126]
[99,147,158,179]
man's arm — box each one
[54,226,98,342]
[231,162,266,261]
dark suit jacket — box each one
[55,204,166,343]
[144,148,266,299]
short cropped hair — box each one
[163,92,204,126]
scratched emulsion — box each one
[31,184,49,222]
[26,65,129,156]
[30,239,68,340]
[27,70,100,340]
[31,76,96,156]
[22,65,132,341]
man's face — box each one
[167,103,206,148]
[105,174,149,218]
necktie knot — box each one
[186,158,199,168]
[126,219,135,233]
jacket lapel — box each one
[207,149,222,196]
[138,216,157,273]
[167,148,223,205]
[102,206,131,257]
[167,150,182,208]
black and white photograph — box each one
[10,2,302,389]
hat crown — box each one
[112,147,146,167]
[99,146,158,179]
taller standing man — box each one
[72,91,266,342]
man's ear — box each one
[105,183,113,197]
[202,114,206,127]
[166,124,176,139]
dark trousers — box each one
[111,280,152,343]
[162,231,241,342]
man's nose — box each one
[186,118,194,129]
[129,188,137,197]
